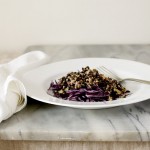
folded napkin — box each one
[0,51,49,123]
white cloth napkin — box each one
[0,51,49,123]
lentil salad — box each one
[47,66,130,102]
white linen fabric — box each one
[0,51,49,123]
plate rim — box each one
[22,57,150,109]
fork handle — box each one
[121,78,150,85]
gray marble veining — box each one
[26,45,150,64]
[0,45,150,141]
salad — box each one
[47,66,130,102]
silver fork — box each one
[97,66,150,85]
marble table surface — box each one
[0,45,150,141]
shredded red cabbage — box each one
[47,81,109,102]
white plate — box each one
[21,58,150,109]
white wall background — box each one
[0,0,150,51]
